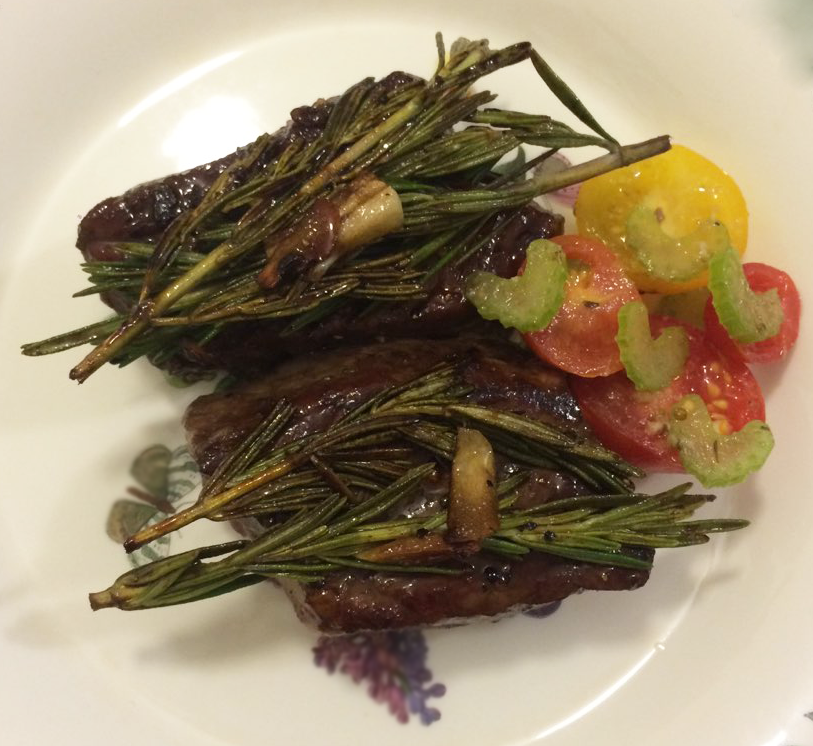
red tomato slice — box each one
[523,235,640,377]
[704,262,801,364]
[569,316,766,472]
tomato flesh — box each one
[569,316,766,472]
[523,235,640,377]
[704,262,801,364]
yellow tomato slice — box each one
[574,144,748,293]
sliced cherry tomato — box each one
[704,262,801,364]
[569,316,765,472]
[574,144,749,294]
[523,235,640,377]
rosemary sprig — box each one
[89,482,746,611]
[88,363,747,612]
[23,35,670,380]
[122,363,635,550]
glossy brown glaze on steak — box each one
[289,552,651,634]
[184,337,584,475]
[183,338,650,632]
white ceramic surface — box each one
[2,1,812,744]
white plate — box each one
[2,1,812,744]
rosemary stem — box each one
[123,453,305,552]
[527,135,670,191]
[300,92,426,196]
[70,239,243,382]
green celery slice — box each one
[668,394,774,487]
[626,204,731,282]
[708,245,783,343]
[616,300,688,391]
[464,238,567,332]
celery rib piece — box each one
[626,205,730,283]
[464,238,567,332]
[708,245,783,343]
[668,394,774,487]
[616,300,688,391]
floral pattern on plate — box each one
[314,631,446,724]
[105,444,201,568]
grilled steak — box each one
[74,78,563,375]
[183,338,651,632]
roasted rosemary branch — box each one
[91,480,745,611]
[123,364,639,550]
[90,364,747,612]
[23,35,670,381]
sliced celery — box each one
[708,245,783,343]
[616,301,688,391]
[464,238,567,332]
[626,205,730,282]
[668,394,774,487]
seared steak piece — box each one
[290,552,651,634]
[73,76,563,375]
[184,338,650,632]
[184,337,584,476]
